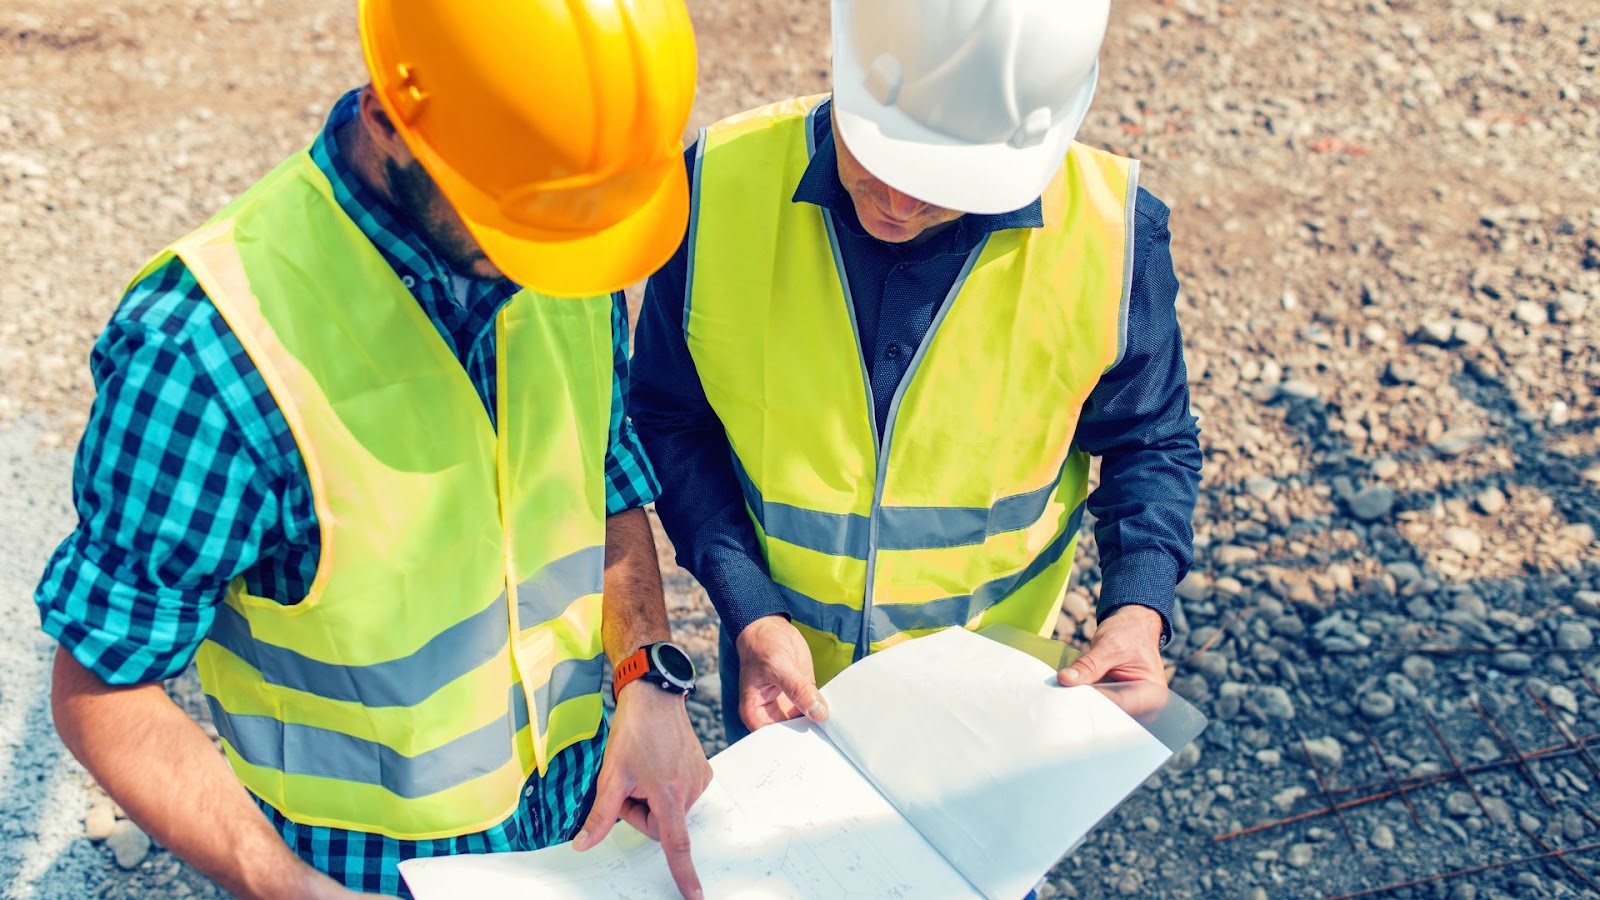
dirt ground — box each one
[2,0,1598,897]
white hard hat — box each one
[831,0,1110,215]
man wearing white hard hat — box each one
[634,0,1202,741]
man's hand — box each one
[574,683,712,900]
[1058,604,1164,679]
[734,615,829,731]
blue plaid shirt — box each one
[34,89,658,896]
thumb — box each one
[777,667,828,722]
[574,775,626,851]
[1059,647,1110,687]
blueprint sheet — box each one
[399,718,979,899]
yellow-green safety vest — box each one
[128,151,612,840]
[686,97,1137,685]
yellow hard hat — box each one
[359,0,697,297]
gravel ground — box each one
[3,0,1598,897]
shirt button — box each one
[401,275,417,289]
[524,784,535,798]
[885,344,903,359]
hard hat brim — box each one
[832,61,1099,216]
[453,160,690,299]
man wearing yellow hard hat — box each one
[35,2,710,897]
[634,0,1202,742]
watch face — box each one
[652,643,696,686]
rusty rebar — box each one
[1355,718,1420,827]
[1318,645,1599,655]
[1322,841,1600,900]
[1315,730,1599,800]
[1298,729,1356,848]
[1471,697,1555,808]
[1421,709,1491,818]
[1214,736,1600,843]
[1526,685,1600,792]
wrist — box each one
[735,614,791,654]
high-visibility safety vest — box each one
[685,98,1137,685]
[127,151,613,840]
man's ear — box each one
[358,85,406,154]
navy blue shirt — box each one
[633,99,1201,642]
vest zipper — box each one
[823,208,990,661]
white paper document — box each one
[400,628,1202,900]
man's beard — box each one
[384,157,494,277]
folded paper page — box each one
[398,719,980,899]
[820,627,1180,900]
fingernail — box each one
[806,700,828,720]
[573,830,589,850]
[1062,669,1081,684]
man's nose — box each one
[885,189,924,220]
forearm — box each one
[601,508,671,663]
[50,648,330,900]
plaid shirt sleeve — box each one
[602,291,661,515]
[34,259,280,686]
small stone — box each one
[1194,651,1230,680]
[1350,486,1396,521]
[1432,429,1483,458]
[1575,592,1600,618]
[107,819,152,869]
[1469,736,1501,763]
[1445,791,1478,817]
[1244,476,1279,502]
[85,802,117,841]
[1255,749,1282,766]
[1466,10,1497,30]
[1414,320,1454,345]
[1370,824,1396,850]
[1442,527,1483,555]
[1277,379,1320,401]
[1481,796,1513,827]
[1141,816,1162,834]
[1402,655,1435,682]
[1474,488,1506,515]
[1548,401,1571,428]
[1252,686,1296,721]
[1168,742,1203,774]
[1513,301,1548,325]
[1519,812,1542,833]
[1359,691,1396,719]
[1370,457,1400,480]
[1286,843,1314,868]
[1216,545,1260,566]
[1296,735,1344,770]
[1452,321,1489,346]
[1557,622,1595,651]
[1493,651,1533,673]
[1272,786,1307,812]
[1547,684,1579,715]
[1453,592,1488,621]
[1177,571,1212,603]
[1451,884,1477,900]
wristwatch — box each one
[614,641,697,697]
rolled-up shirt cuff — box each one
[1096,549,1181,647]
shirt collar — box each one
[791,98,1045,237]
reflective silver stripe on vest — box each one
[733,450,1069,558]
[781,499,1086,646]
[208,653,608,798]
[516,545,606,627]
[207,596,509,709]
[205,682,532,800]
[533,652,608,737]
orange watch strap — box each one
[614,647,652,694]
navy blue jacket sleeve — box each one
[631,143,790,641]
[1076,188,1203,640]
